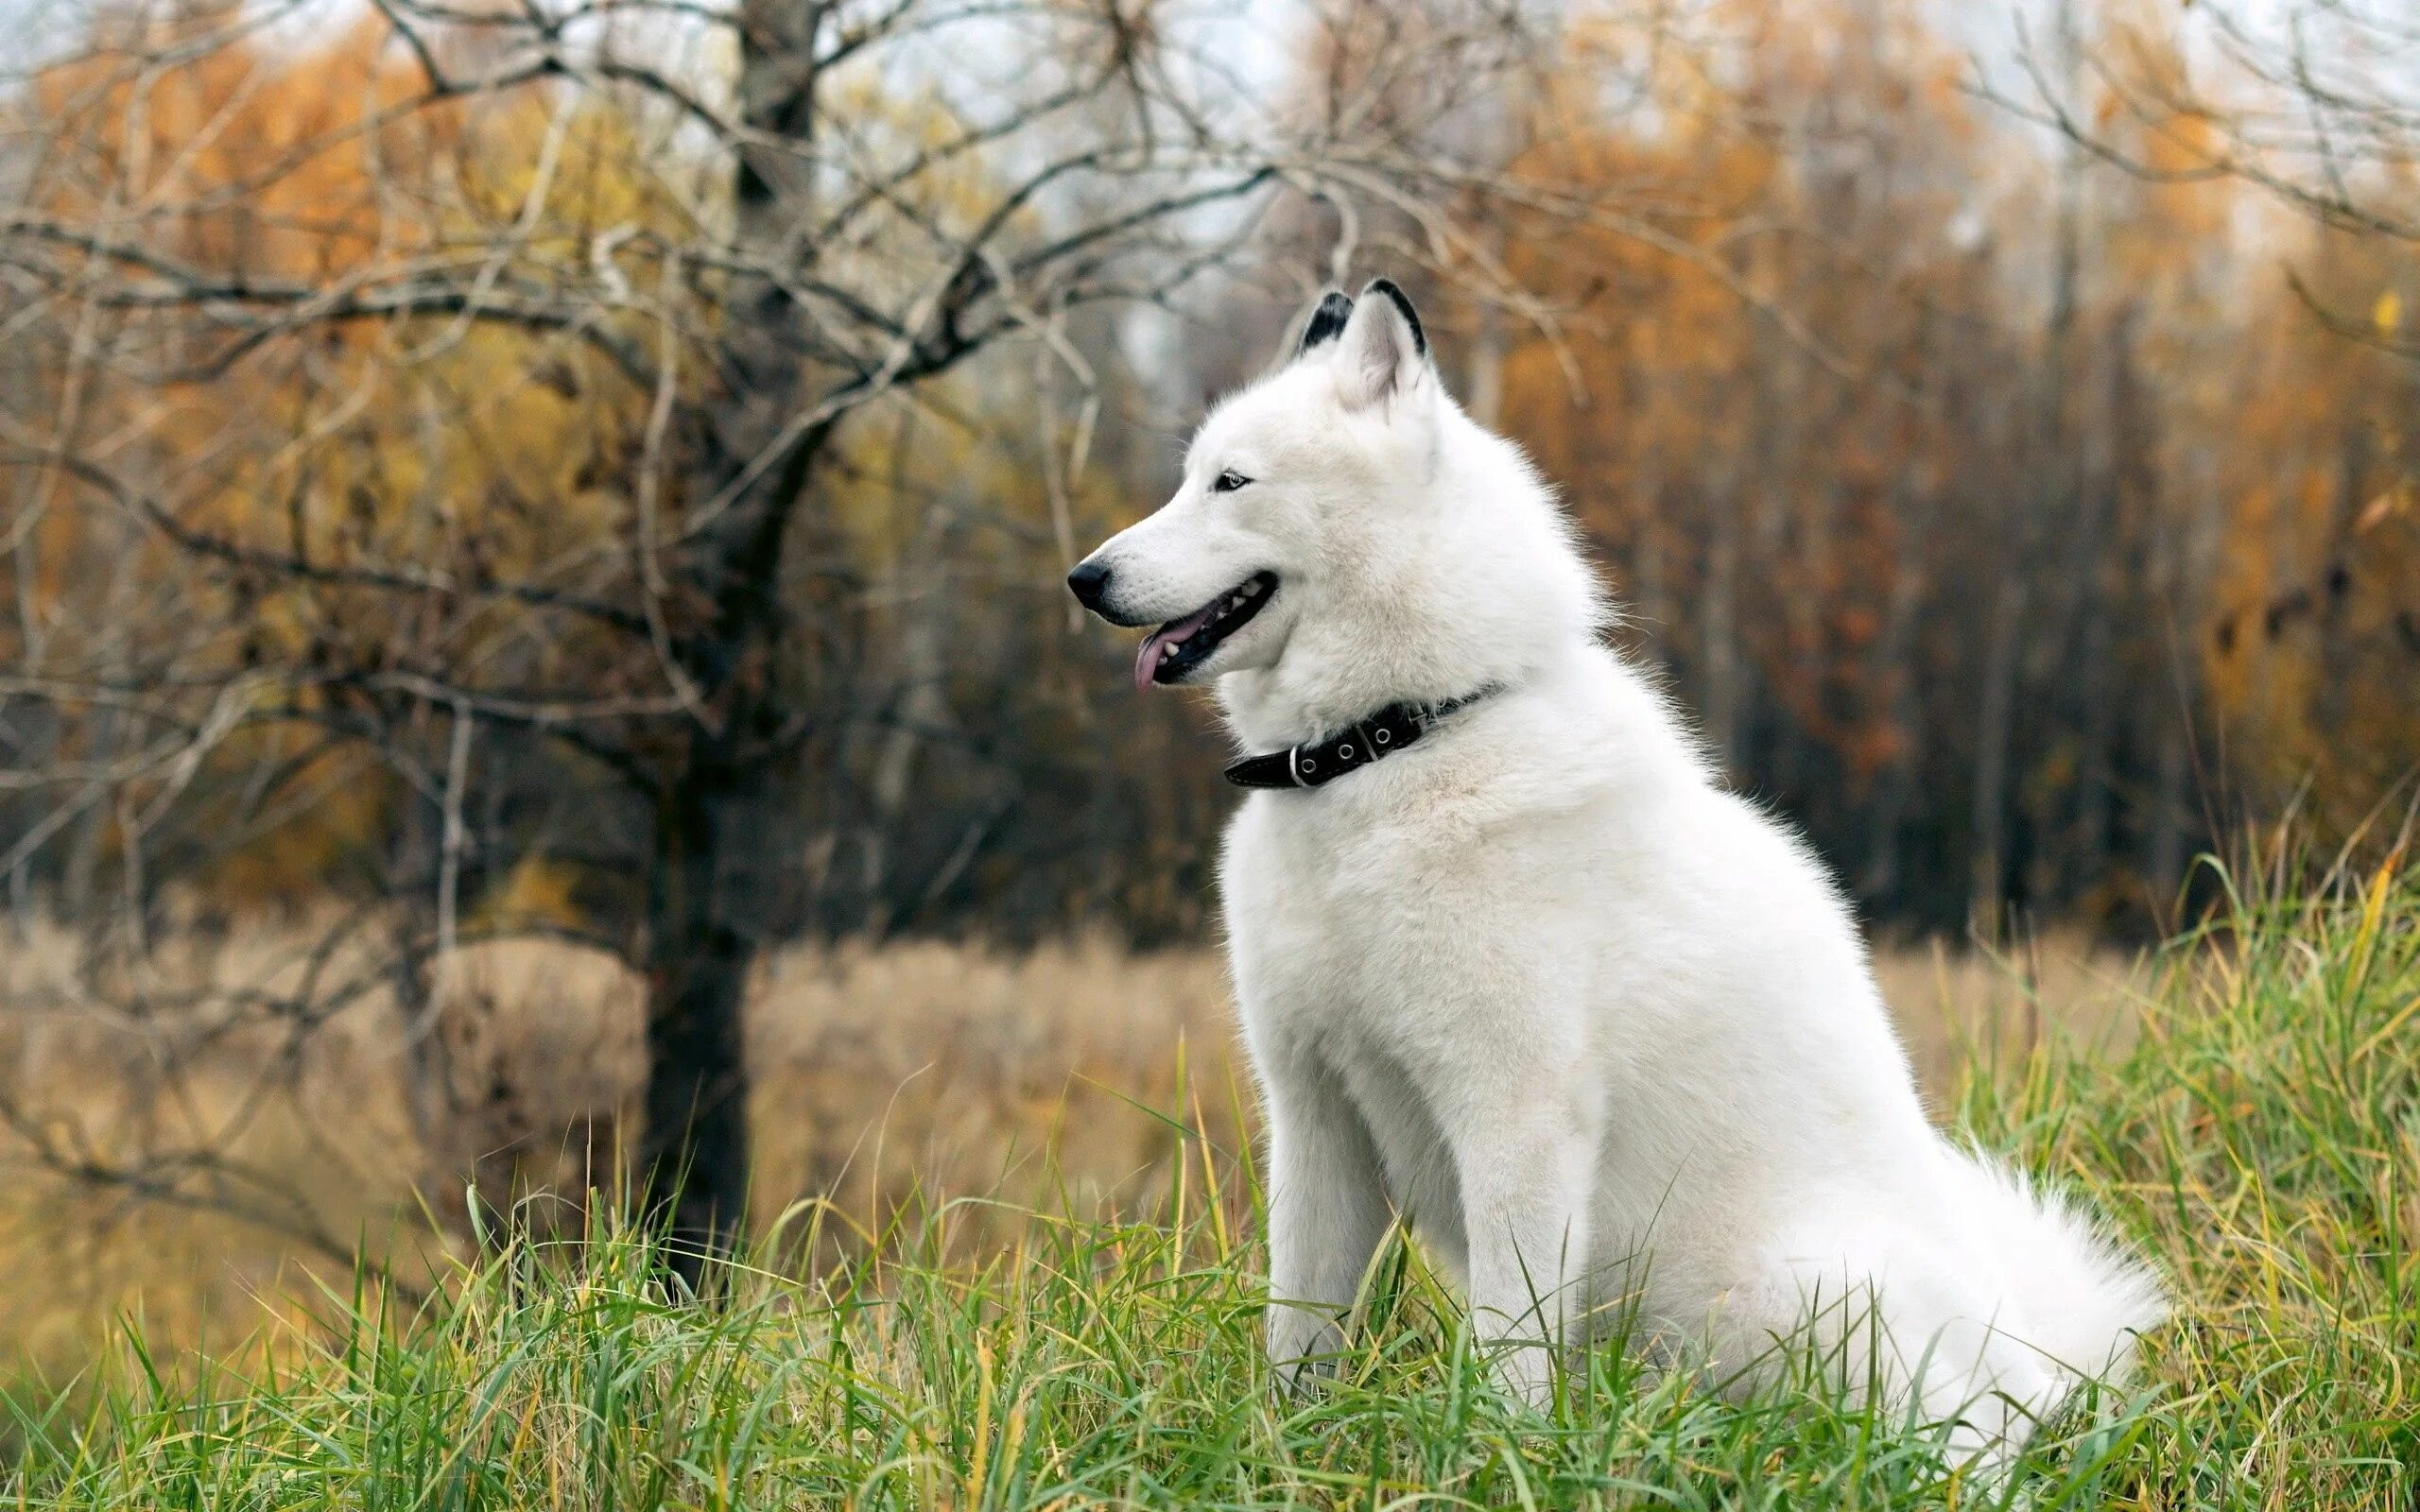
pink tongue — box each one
[1134,600,1223,692]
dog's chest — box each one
[1220,790,1520,1036]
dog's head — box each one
[1068,278,1597,728]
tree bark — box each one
[1699,458,1742,774]
[633,421,825,1280]
[1971,0,2083,932]
[639,726,768,1285]
[630,0,829,1283]
[1858,478,1932,907]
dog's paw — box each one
[1266,1303,1348,1398]
[1269,1351,1340,1402]
[1485,1343,1559,1418]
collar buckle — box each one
[1222,683,1504,792]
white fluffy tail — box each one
[1965,1157,2168,1385]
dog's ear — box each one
[1295,289,1354,358]
[1331,277,1432,411]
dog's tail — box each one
[1963,1156,2168,1386]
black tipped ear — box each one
[1331,277,1433,411]
[1361,278,1426,359]
[1297,290,1354,356]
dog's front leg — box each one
[1451,1104,1592,1412]
[1260,1049,1390,1394]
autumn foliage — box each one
[1420,2,2420,930]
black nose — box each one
[1066,558,1112,611]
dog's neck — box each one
[1220,682,1507,790]
[1216,643,1535,755]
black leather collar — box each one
[1223,686,1502,790]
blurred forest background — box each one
[0,0,2414,1366]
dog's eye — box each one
[1212,469,1251,493]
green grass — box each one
[4,850,2415,1509]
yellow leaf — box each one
[2355,486,2411,533]
[2377,290,2402,335]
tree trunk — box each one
[861,499,958,937]
[631,411,820,1280]
[1968,570,2029,928]
[639,728,769,1284]
[628,0,828,1284]
[1971,0,2083,933]
[2066,316,2138,913]
[1700,466,1742,774]
[1858,479,1931,907]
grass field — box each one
[0,922,2131,1373]
[1,849,2413,1507]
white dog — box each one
[1068,279,2162,1462]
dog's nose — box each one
[1066,558,1112,612]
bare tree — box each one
[0,0,1576,1278]
[2011,0,2419,315]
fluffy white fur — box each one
[1072,282,2164,1463]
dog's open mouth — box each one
[1134,571,1277,690]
